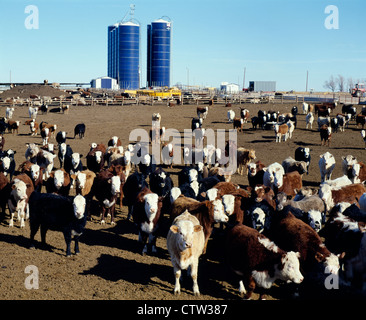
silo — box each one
[147,18,172,88]
[108,20,140,89]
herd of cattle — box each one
[1,100,366,300]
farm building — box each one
[220,82,240,94]
[249,81,276,92]
[90,76,119,90]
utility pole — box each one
[306,70,309,92]
[243,67,246,90]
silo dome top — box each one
[119,20,140,27]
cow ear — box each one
[315,252,324,262]
[79,154,83,158]
[194,225,203,232]
[107,178,112,184]
[338,252,346,260]
[170,225,179,234]
[70,174,76,180]
[295,252,301,258]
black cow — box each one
[295,147,311,175]
[74,123,86,139]
[58,143,73,172]
[149,167,173,198]
[122,171,148,220]
[28,192,87,256]
[56,131,67,145]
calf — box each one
[122,171,148,220]
[0,172,11,220]
[227,110,235,123]
[86,143,106,173]
[0,152,16,180]
[251,185,276,210]
[350,162,366,183]
[45,168,71,196]
[6,120,20,135]
[266,211,339,278]
[233,118,244,132]
[295,147,311,175]
[319,152,335,183]
[275,192,326,231]
[356,114,366,129]
[197,106,208,119]
[319,209,366,289]
[247,161,266,188]
[56,131,67,145]
[28,192,87,256]
[319,183,366,211]
[58,143,73,171]
[237,147,256,176]
[74,123,86,139]
[132,187,162,255]
[92,169,121,224]
[226,223,303,300]
[8,173,34,228]
[281,156,307,176]
[305,112,314,129]
[240,108,250,123]
[19,161,43,192]
[320,124,332,146]
[263,162,285,192]
[167,210,205,296]
[274,123,288,142]
[149,167,173,197]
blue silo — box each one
[147,18,172,88]
[108,21,140,89]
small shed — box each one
[90,76,118,90]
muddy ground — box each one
[0,99,365,301]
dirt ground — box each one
[0,99,365,301]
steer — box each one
[132,187,163,255]
[8,173,34,228]
[92,169,121,224]
[28,192,87,256]
[226,223,303,300]
[167,210,205,296]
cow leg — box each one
[139,231,149,255]
[40,225,49,250]
[110,205,116,225]
[243,276,256,300]
[74,235,81,255]
[127,205,133,221]
[190,260,200,296]
[100,206,106,224]
[149,232,157,254]
[173,266,182,295]
[63,231,72,257]
[29,223,40,249]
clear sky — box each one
[0,0,365,91]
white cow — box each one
[227,110,235,123]
[263,162,285,190]
[306,112,314,129]
[167,210,205,296]
[319,152,335,183]
[5,107,14,119]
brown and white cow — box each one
[45,168,71,197]
[226,223,303,300]
[274,123,288,142]
[278,171,303,197]
[320,124,332,146]
[247,160,266,188]
[197,106,208,120]
[266,211,340,276]
[233,118,244,132]
[8,173,34,227]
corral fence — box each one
[0,92,365,108]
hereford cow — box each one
[295,147,311,175]
[197,106,208,119]
[320,124,332,146]
[247,161,266,188]
[92,169,121,224]
[266,211,340,280]
[319,183,366,212]
[132,187,163,255]
[45,168,71,197]
[167,210,205,296]
[274,123,288,143]
[263,162,285,192]
[226,223,303,300]
[8,173,34,228]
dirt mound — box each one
[0,84,67,99]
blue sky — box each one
[0,0,365,91]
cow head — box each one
[206,188,218,201]
[188,169,198,182]
[222,194,235,216]
[250,207,267,233]
[75,172,87,189]
[211,199,228,223]
[53,169,65,189]
[1,156,10,172]
[71,153,82,169]
[144,193,159,220]
[170,212,203,251]
[73,195,86,219]
[109,175,121,196]
[95,151,103,164]
[278,251,304,284]
[307,210,325,232]
[315,252,340,275]
[30,164,41,181]
[275,192,288,211]
[247,163,257,177]
[169,187,181,204]
[11,179,28,201]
